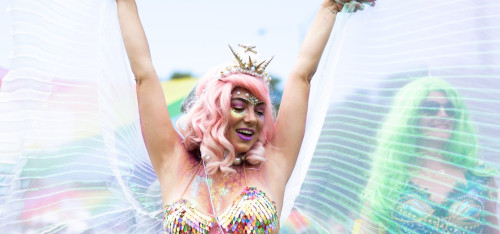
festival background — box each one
[1,0,499,233]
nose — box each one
[437,106,449,117]
[244,109,258,124]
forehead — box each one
[423,91,448,103]
[231,87,265,107]
[231,87,260,99]
[232,87,252,95]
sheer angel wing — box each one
[282,0,500,232]
[0,0,162,232]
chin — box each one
[231,142,247,153]
[234,145,251,154]
[233,141,258,154]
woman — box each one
[357,77,499,233]
[116,0,369,232]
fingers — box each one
[348,1,365,12]
[340,0,376,13]
[335,3,344,11]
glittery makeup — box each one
[191,176,213,197]
[247,95,262,108]
[232,92,263,108]
[231,109,246,118]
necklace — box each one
[420,167,447,177]
[202,160,225,234]
[201,152,246,166]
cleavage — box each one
[184,171,247,215]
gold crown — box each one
[216,44,273,84]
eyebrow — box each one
[231,97,265,106]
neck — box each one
[232,152,246,166]
[417,150,454,169]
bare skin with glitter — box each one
[177,157,248,215]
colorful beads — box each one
[219,187,278,233]
[164,187,278,233]
[391,171,489,233]
[164,199,214,234]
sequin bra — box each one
[391,170,491,233]
[163,163,279,233]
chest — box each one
[180,172,250,214]
[392,173,488,233]
[161,154,281,233]
[410,169,466,204]
[164,185,279,233]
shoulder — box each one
[469,161,498,178]
[465,161,498,193]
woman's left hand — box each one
[321,0,344,13]
[323,0,376,13]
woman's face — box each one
[226,87,265,154]
[418,91,455,140]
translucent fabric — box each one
[1,0,499,233]
[0,1,159,232]
[283,0,500,232]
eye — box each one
[419,101,440,116]
[232,106,245,112]
[443,102,455,117]
[254,107,265,117]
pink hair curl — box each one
[177,64,275,174]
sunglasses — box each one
[419,101,456,117]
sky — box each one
[0,0,321,86]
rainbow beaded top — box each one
[164,187,279,233]
[391,170,491,233]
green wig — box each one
[361,77,479,230]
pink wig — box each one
[177,64,275,174]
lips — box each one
[236,128,254,141]
[432,121,452,129]
[433,124,449,129]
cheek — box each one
[448,121,455,130]
[258,114,265,122]
[256,119,265,135]
[419,117,431,127]
[230,109,245,119]
[416,118,431,134]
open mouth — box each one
[236,129,254,141]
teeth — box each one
[237,129,253,135]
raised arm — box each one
[116,0,179,176]
[268,0,347,177]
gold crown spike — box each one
[229,45,246,69]
[257,56,273,73]
[216,44,273,84]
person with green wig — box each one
[354,77,498,233]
